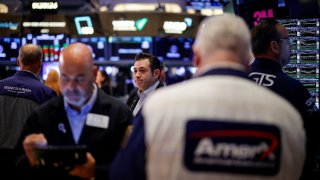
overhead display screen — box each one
[185,0,223,11]
[70,36,107,61]
[108,36,152,61]
[42,62,60,81]
[153,37,194,62]
[22,34,69,62]
[233,0,290,28]
[0,37,21,62]
[99,12,158,36]
[22,14,68,34]
[66,14,103,36]
[0,14,21,36]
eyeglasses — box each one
[277,38,293,45]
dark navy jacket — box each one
[249,58,319,122]
[249,58,320,180]
[0,70,56,104]
[0,71,56,147]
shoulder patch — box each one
[184,120,281,176]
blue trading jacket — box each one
[249,58,320,179]
[249,58,319,120]
[0,70,56,104]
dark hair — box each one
[251,19,281,55]
[98,69,108,79]
[135,53,162,73]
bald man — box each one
[0,44,56,147]
[16,43,132,180]
[110,14,305,180]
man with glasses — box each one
[249,19,320,180]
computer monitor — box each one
[67,14,103,36]
[0,37,21,62]
[108,36,152,61]
[21,34,69,62]
[153,37,194,62]
[185,0,223,11]
[42,62,60,81]
[70,36,107,61]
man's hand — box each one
[23,133,48,167]
[69,152,96,180]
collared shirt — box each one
[133,81,160,116]
[64,83,98,143]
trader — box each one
[16,43,132,180]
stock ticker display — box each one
[280,18,320,107]
[21,34,68,62]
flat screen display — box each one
[42,62,60,81]
[153,37,194,62]
[108,36,152,61]
[185,0,223,11]
[233,0,290,28]
[70,37,107,61]
[0,37,20,62]
[67,14,103,36]
[22,34,69,62]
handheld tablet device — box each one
[34,145,87,171]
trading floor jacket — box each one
[249,58,320,179]
[110,67,305,180]
[0,71,56,147]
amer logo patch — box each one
[184,120,281,175]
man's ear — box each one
[93,66,98,78]
[270,41,279,54]
[16,57,20,67]
[153,69,161,79]
[34,60,42,75]
[37,60,42,70]
[192,46,201,68]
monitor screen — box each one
[233,0,290,28]
[0,37,21,62]
[21,34,69,62]
[66,14,103,36]
[185,0,223,11]
[153,37,194,62]
[70,37,107,61]
[42,62,60,81]
[108,36,152,61]
[0,14,22,36]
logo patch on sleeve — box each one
[184,120,281,176]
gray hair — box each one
[194,14,251,58]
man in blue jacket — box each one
[0,44,56,178]
[0,44,56,147]
[249,19,320,180]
